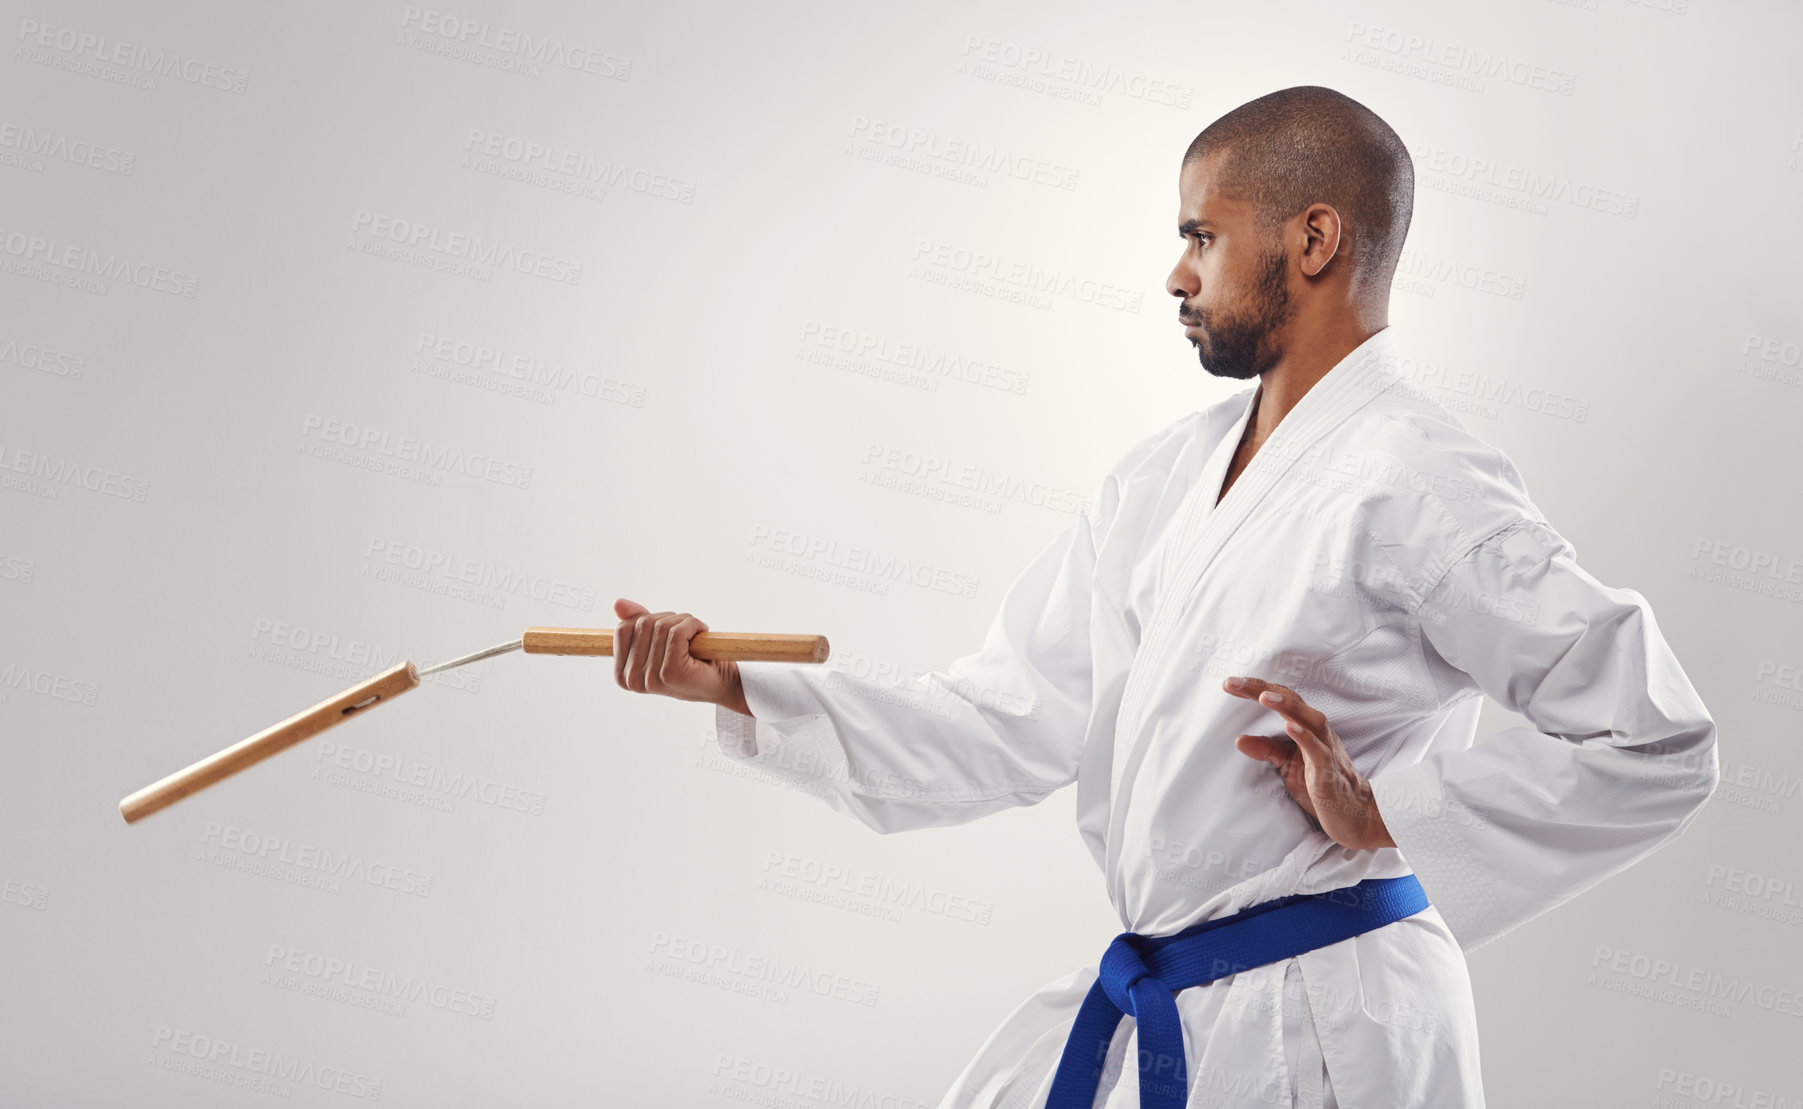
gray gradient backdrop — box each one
[3,0,1800,1105]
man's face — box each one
[1166,153,1294,381]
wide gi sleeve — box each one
[1368,516,1720,952]
[711,493,1106,836]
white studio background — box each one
[3,1,1799,1105]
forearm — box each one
[709,652,1091,835]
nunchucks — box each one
[118,625,829,825]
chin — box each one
[1199,357,1258,381]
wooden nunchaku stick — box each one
[118,626,829,825]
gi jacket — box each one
[714,325,1719,1108]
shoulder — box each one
[1331,388,1565,594]
[1118,389,1255,478]
[1352,396,1530,495]
[1088,395,1246,537]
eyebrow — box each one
[1178,219,1216,236]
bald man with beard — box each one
[614,86,1718,1108]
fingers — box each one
[658,615,709,685]
[615,608,675,692]
[1221,675,1330,758]
[635,612,674,691]
[613,607,633,690]
[644,613,675,689]
[613,607,710,694]
[612,599,648,689]
[1237,733,1325,832]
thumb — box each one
[1236,733,1289,768]
[613,597,648,620]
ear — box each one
[1297,203,1343,278]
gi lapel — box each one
[1105,329,1405,893]
[1152,386,1258,617]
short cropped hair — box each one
[1184,86,1414,286]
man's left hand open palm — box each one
[1223,676,1396,852]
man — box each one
[612,86,1719,1108]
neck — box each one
[1248,316,1387,442]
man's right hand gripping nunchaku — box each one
[610,598,751,718]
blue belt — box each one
[1045,874,1429,1109]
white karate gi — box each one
[714,325,1719,1108]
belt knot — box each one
[1098,932,1161,1012]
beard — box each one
[1183,245,1294,380]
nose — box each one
[1166,253,1197,302]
